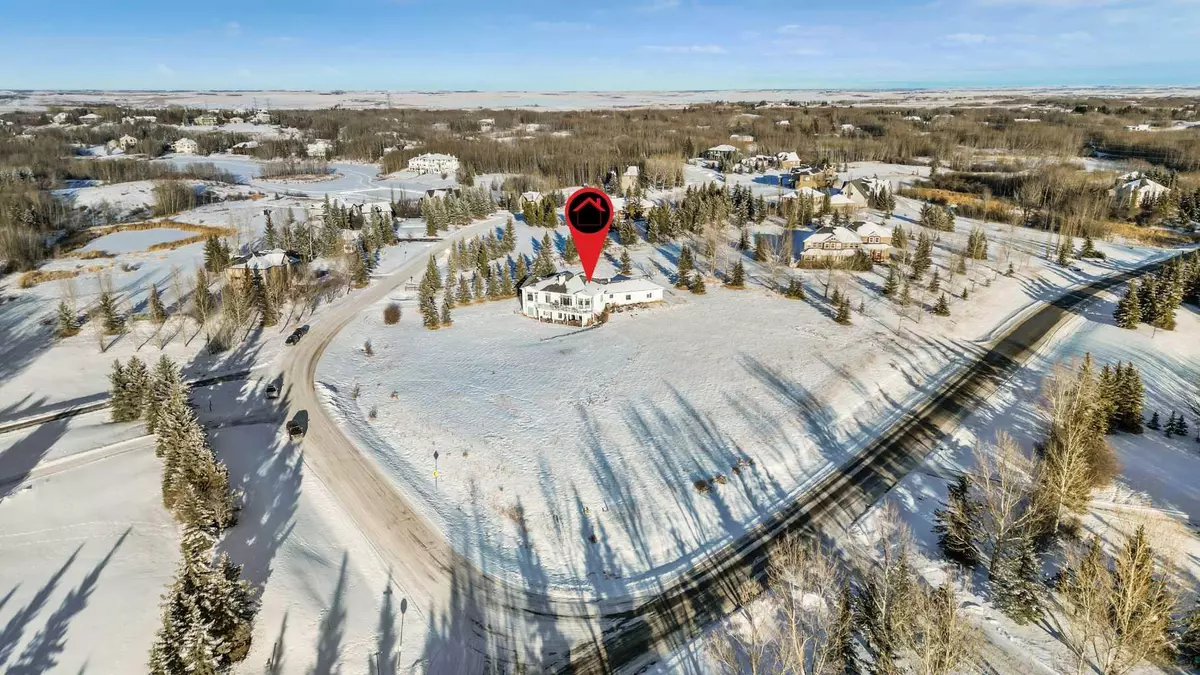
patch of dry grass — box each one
[17,265,107,288]
[58,220,238,256]
[1105,220,1199,247]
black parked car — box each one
[285,325,310,345]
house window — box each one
[543,293,551,303]
[646,293,652,299]
[526,292,534,301]
[562,297,572,307]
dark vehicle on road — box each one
[285,325,310,345]
[287,410,308,440]
[265,383,279,400]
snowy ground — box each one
[0,442,178,674]
[316,188,1182,594]
[647,262,1200,675]
[212,423,423,675]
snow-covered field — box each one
[316,185,1181,593]
[647,267,1200,675]
[0,442,178,674]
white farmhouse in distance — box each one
[51,112,70,125]
[249,110,272,124]
[79,113,102,125]
[518,272,664,327]
[307,139,333,158]
[173,138,199,155]
[118,134,139,150]
[407,152,459,176]
[1113,176,1170,206]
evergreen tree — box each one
[1148,410,1161,430]
[563,237,579,264]
[515,254,528,281]
[619,249,633,276]
[828,583,860,674]
[689,272,706,295]
[57,301,79,338]
[991,528,1044,624]
[967,227,989,260]
[910,231,933,280]
[1181,600,1200,664]
[933,474,981,567]
[1056,237,1071,266]
[1114,281,1142,329]
[109,359,133,422]
[97,290,124,334]
[471,272,483,300]
[928,269,941,293]
[1175,413,1189,438]
[934,294,951,316]
[1166,412,1178,437]
[1005,261,1015,277]
[882,265,899,297]
[502,216,516,252]
[125,356,150,420]
[457,274,472,304]
[727,259,745,288]
[349,246,369,289]
[440,299,452,327]
[263,212,276,249]
[784,276,806,299]
[618,218,638,246]
[1079,233,1104,259]
[1098,364,1119,434]
[425,255,442,290]
[961,287,969,301]
[499,265,515,297]
[1115,362,1145,434]
[676,246,694,288]
[891,224,907,251]
[899,279,912,307]
[420,293,440,329]
[148,285,167,325]
[442,279,455,310]
[248,270,270,326]
[855,542,916,673]
[835,298,852,325]
[146,356,179,437]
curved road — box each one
[281,233,1184,674]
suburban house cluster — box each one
[517,272,665,327]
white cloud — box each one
[532,20,595,31]
[778,24,803,34]
[945,32,996,44]
[642,44,726,54]
[225,21,241,37]
[155,63,175,76]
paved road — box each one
[282,234,1184,673]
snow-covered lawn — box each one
[316,196,1181,593]
[0,445,178,674]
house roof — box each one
[777,151,801,162]
[1120,177,1168,193]
[801,226,863,246]
[520,271,663,298]
[707,144,737,153]
[411,152,457,161]
[231,249,301,270]
[849,221,889,237]
[624,166,640,176]
[521,191,542,202]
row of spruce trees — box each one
[109,356,256,672]
[1113,253,1200,331]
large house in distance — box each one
[173,138,199,155]
[796,221,893,263]
[226,249,305,284]
[1111,173,1170,207]
[518,272,665,327]
[407,152,460,176]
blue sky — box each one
[2,0,1198,90]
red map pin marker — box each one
[564,187,614,282]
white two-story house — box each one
[518,272,664,327]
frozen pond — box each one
[81,228,197,254]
